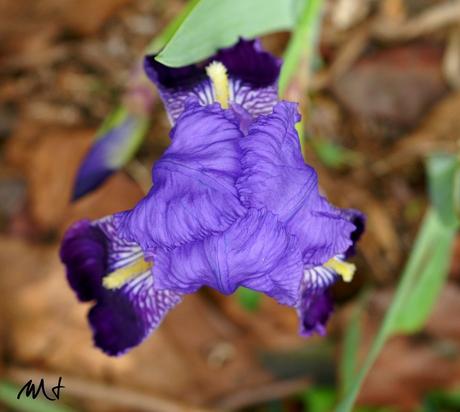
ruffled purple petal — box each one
[340,209,366,258]
[237,101,356,266]
[117,100,246,251]
[154,208,303,306]
[144,39,280,122]
[60,216,180,356]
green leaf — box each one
[0,381,75,412]
[391,212,455,333]
[155,0,298,67]
[336,208,456,412]
[310,138,357,169]
[337,152,459,411]
[236,287,261,312]
[339,301,363,395]
[427,153,460,227]
[278,0,323,95]
[146,0,202,53]
[423,389,460,412]
[302,387,337,412]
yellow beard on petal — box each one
[206,61,230,108]
[103,258,152,290]
[324,258,356,283]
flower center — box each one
[206,61,230,108]
[324,257,356,282]
[103,258,152,290]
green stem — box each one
[278,0,324,96]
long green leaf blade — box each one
[155,0,298,67]
[427,153,460,227]
[278,0,323,95]
[339,302,363,395]
[391,214,455,333]
[336,208,455,412]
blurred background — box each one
[1,0,460,411]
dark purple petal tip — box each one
[298,289,335,337]
[145,39,280,89]
[341,209,366,258]
[144,39,281,122]
[60,216,180,356]
[215,39,281,87]
[60,220,107,302]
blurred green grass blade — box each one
[302,387,336,412]
[0,381,75,412]
[391,214,455,333]
[427,153,460,227]
[277,0,324,154]
[339,302,362,395]
[147,0,201,53]
[336,207,455,412]
[236,287,261,312]
[422,389,460,412]
[155,0,298,67]
[310,138,358,169]
[278,0,323,95]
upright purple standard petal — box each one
[144,39,281,122]
[117,100,246,251]
[154,208,303,306]
[60,216,180,356]
[237,101,356,267]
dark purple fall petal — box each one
[60,220,107,302]
[295,210,366,336]
[298,287,335,336]
[144,39,281,122]
[60,216,180,356]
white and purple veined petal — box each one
[144,39,281,123]
[60,216,181,356]
[297,264,339,336]
[297,210,366,336]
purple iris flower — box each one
[60,39,365,356]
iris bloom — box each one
[61,40,364,356]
